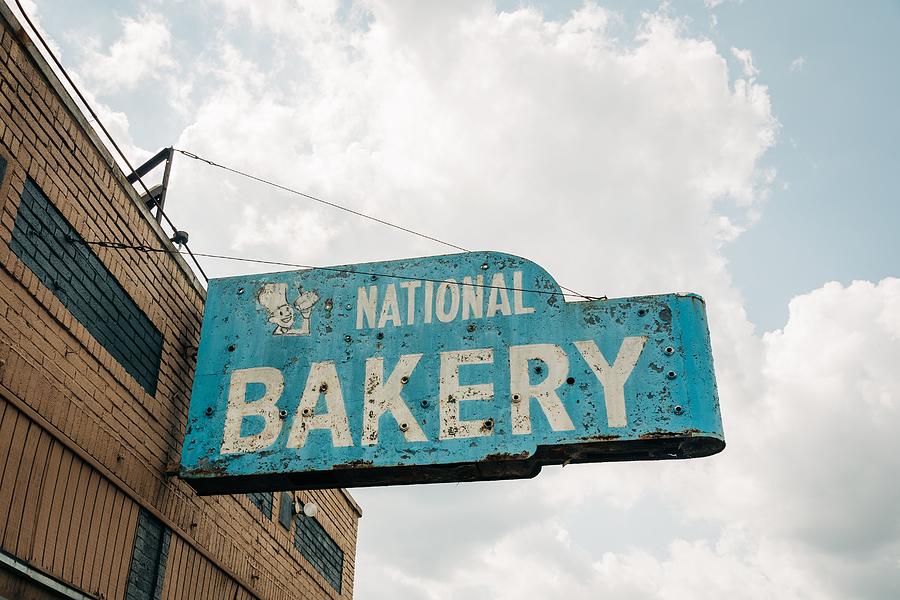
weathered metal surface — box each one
[180,252,724,494]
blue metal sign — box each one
[181,252,724,494]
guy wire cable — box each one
[13,0,209,282]
[69,238,607,301]
[175,149,601,301]
[15,0,595,300]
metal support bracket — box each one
[128,147,175,223]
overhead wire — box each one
[70,239,606,300]
[175,149,599,300]
[12,0,209,283]
[14,0,599,300]
[175,149,469,253]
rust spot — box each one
[639,428,702,440]
[365,374,379,394]
[332,459,374,470]
[483,451,530,461]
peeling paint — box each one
[181,251,724,494]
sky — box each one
[9,0,900,598]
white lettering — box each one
[400,281,422,325]
[513,271,536,315]
[362,355,427,445]
[286,361,353,448]
[574,337,646,428]
[424,281,434,324]
[221,367,284,454]
[509,344,574,434]
[486,273,512,317]
[439,348,494,439]
[461,275,484,320]
[378,284,402,328]
[436,279,460,323]
[356,286,378,329]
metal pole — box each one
[156,147,174,223]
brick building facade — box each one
[0,5,361,599]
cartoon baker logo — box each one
[256,283,319,336]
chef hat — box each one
[257,283,289,315]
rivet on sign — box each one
[566,377,575,385]
[667,371,677,380]
[302,408,312,417]
[227,344,236,352]
[237,287,244,295]
[512,394,521,403]
[673,405,684,415]
[371,275,378,281]
[421,400,429,408]
[483,419,494,430]
[376,332,384,340]
[481,262,489,270]
[279,409,288,419]
[346,303,353,310]
[325,299,333,310]
[319,383,328,393]
[638,309,647,317]
[665,347,675,355]
[205,406,214,416]
[399,422,409,432]
[345,335,352,343]
[467,323,476,332]
[400,376,410,385]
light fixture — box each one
[293,496,319,518]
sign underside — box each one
[181,252,724,494]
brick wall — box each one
[0,5,360,599]
[10,177,164,395]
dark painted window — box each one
[294,512,344,593]
[278,492,293,530]
[124,508,171,600]
[247,492,273,519]
[9,178,163,395]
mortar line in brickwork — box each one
[12,0,209,284]
[0,380,261,599]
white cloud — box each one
[790,56,806,72]
[705,0,745,8]
[161,5,784,593]
[7,0,156,167]
[77,12,176,94]
[355,278,900,599]
[171,3,775,301]
[231,204,338,266]
[731,46,759,78]
[38,0,899,597]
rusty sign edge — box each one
[180,250,724,493]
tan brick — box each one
[0,12,358,600]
